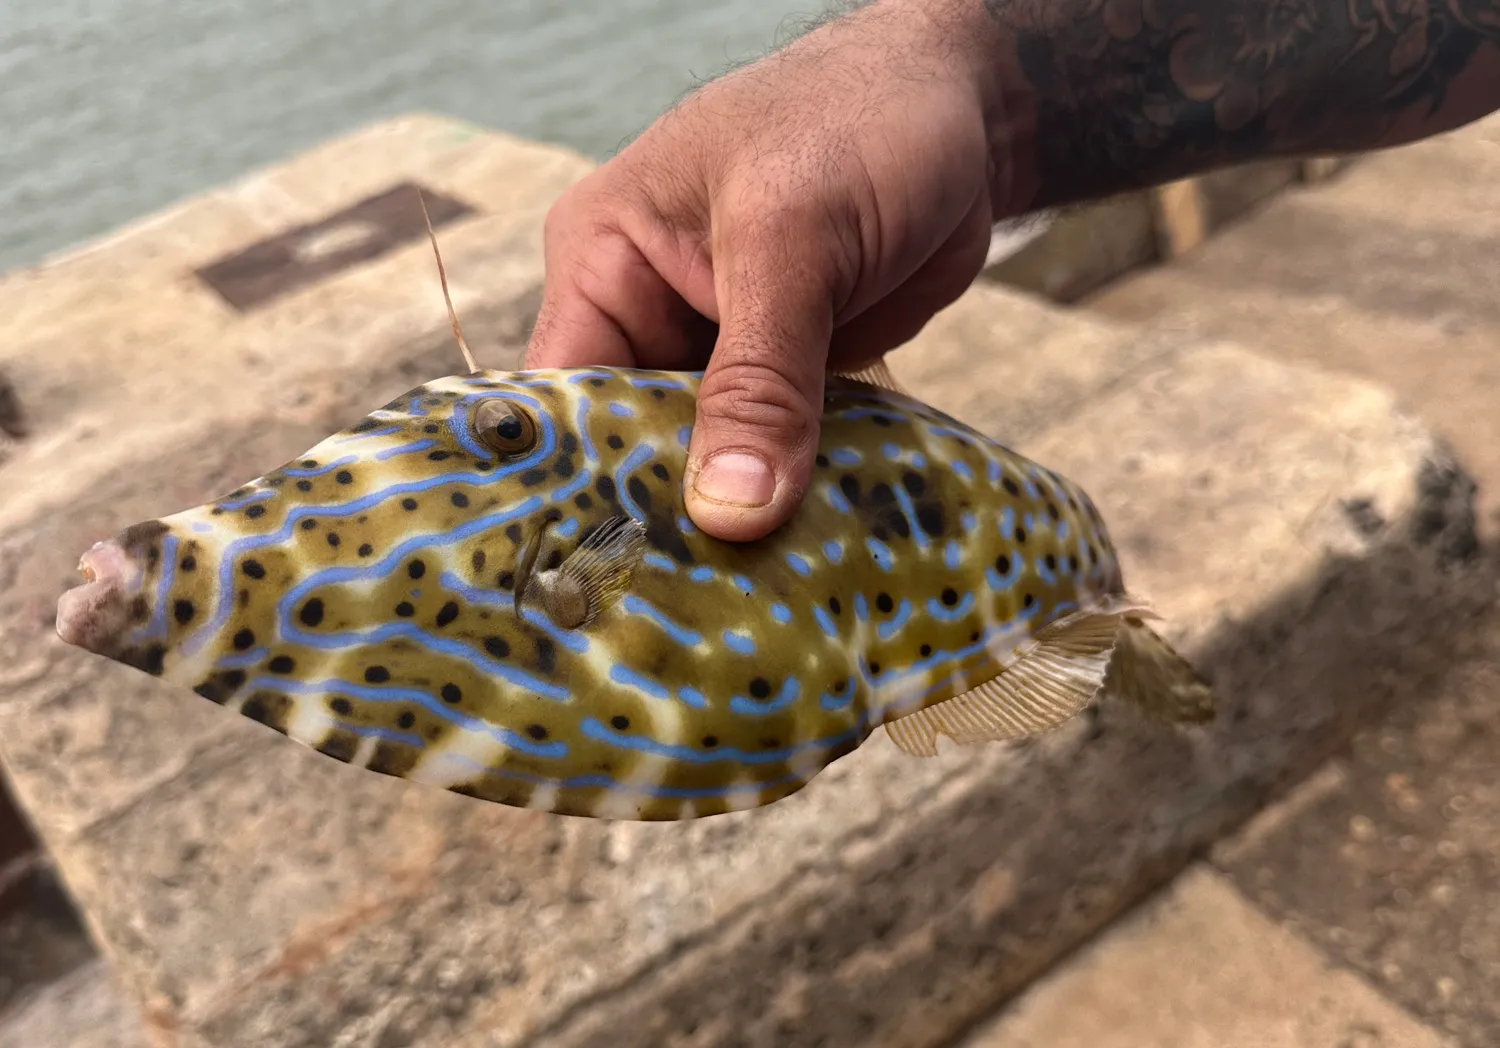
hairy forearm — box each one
[968,0,1500,210]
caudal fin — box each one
[1103,614,1215,725]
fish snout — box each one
[55,539,137,655]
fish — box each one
[53,202,1213,821]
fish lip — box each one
[55,539,141,652]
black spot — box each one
[969,631,980,642]
[1023,593,1036,608]
[269,655,295,674]
[402,498,418,511]
[916,503,945,537]
[995,554,1011,574]
[871,414,892,427]
[351,418,382,433]
[919,644,932,657]
[574,493,594,511]
[141,645,166,676]
[297,598,324,627]
[536,637,557,673]
[651,387,666,400]
[211,508,224,516]
[296,480,312,492]
[427,451,451,461]
[840,475,861,505]
[1015,527,1027,544]
[876,592,894,613]
[651,463,670,482]
[327,533,341,548]
[475,461,492,471]
[941,587,959,606]
[364,666,390,683]
[330,697,352,715]
[497,571,514,591]
[833,678,848,693]
[526,724,548,740]
[506,524,523,544]
[395,601,415,617]
[441,683,462,704]
[749,677,772,700]
[816,454,830,468]
[301,459,317,468]
[245,504,266,519]
[1088,545,1099,564]
[596,475,617,502]
[130,596,149,623]
[180,555,196,572]
[828,596,842,615]
[627,476,653,511]
[870,482,895,507]
[436,602,460,628]
[397,711,416,730]
[192,669,246,704]
[702,735,719,748]
[301,519,318,531]
[232,628,255,650]
[335,469,353,485]
[358,543,373,558]
[448,491,470,510]
[238,589,249,608]
[607,434,624,450]
[1002,478,1020,497]
[1047,502,1060,520]
[902,472,925,497]
[424,423,440,434]
[484,636,510,658]
[553,456,575,479]
[317,732,357,762]
[1045,554,1057,571]
[521,468,549,486]
[241,696,276,726]
[561,433,578,455]
[471,550,486,572]
[408,560,426,580]
[544,549,564,570]
[872,526,890,542]
[869,661,882,675]
[611,714,630,731]
[590,377,606,388]
[173,599,195,625]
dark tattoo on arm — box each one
[986,0,1500,207]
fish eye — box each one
[473,400,538,456]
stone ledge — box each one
[0,117,1483,1048]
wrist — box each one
[863,0,1039,216]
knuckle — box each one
[697,359,819,452]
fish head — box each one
[53,367,695,706]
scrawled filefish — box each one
[54,355,1213,820]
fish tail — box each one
[1103,610,1216,726]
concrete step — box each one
[1084,112,1500,533]
[0,115,1487,1048]
[1080,113,1500,1048]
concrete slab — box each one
[960,865,1455,1048]
[1085,112,1500,532]
[0,116,1487,1048]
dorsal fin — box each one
[832,357,906,394]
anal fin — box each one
[884,598,1214,758]
[884,607,1129,757]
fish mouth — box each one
[55,540,138,655]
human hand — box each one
[524,0,1008,542]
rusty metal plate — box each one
[194,182,476,312]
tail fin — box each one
[1104,613,1216,725]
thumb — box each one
[685,229,835,543]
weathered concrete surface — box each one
[959,866,1455,1048]
[0,115,1487,1048]
[0,960,149,1048]
[1086,111,1500,533]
